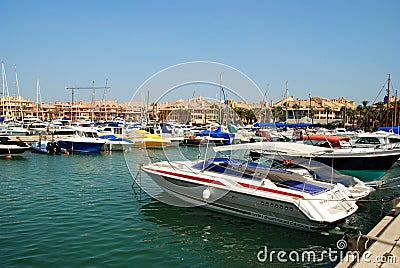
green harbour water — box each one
[1,147,400,267]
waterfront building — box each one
[272,96,357,125]
[1,95,357,126]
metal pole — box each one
[385,74,391,126]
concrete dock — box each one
[336,198,400,267]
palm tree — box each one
[375,102,386,127]
[292,103,300,123]
[272,106,284,122]
[324,106,332,126]
[340,106,347,126]
[356,105,364,129]
[347,108,355,129]
[233,107,247,124]
[244,109,256,124]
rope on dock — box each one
[366,175,400,188]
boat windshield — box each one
[83,131,99,138]
[286,158,357,187]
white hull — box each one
[142,159,358,231]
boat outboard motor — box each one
[53,142,62,154]
[46,142,54,154]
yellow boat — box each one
[131,132,171,148]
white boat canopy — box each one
[213,142,334,157]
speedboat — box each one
[141,142,359,231]
[302,133,400,181]
[56,127,105,153]
[0,137,30,156]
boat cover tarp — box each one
[160,123,173,134]
[253,122,321,128]
[289,158,357,187]
[213,142,334,157]
[99,134,134,143]
[378,126,400,134]
[192,157,289,180]
[280,180,327,194]
[196,126,234,144]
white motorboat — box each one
[141,142,359,231]
[302,133,400,181]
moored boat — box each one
[31,137,65,154]
[302,133,400,181]
[0,137,30,156]
[141,142,359,231]
[56,127,105,153]
[130,131,171,149]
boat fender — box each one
[203,188,211,200]
[283,159,292,166]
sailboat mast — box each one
[1,61,5,117]
[394,90,398,127]
[1,61,10,119]
[219,73,223,124]
[36,79,39,119]
[91,80,95,122]
[385,73,391,126]
[14,65,23,120]
[285,81,289,123]
[104,79,108,121]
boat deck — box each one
[190,158,329,195]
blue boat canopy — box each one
[378,126,400,134]
[253,122,321,128]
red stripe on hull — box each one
[146,168,226,186]
[237,182,304,199]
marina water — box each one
[1,147,399,267]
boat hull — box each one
[143,168,344,231]
[57,140,104,153]
[182,138,226,147]
[0,146,30,156]
[103,142,134,151]
[0,138,30,156]
[314,153,400,181]
[132,140,170,149]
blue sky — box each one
[1,0,399,105]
